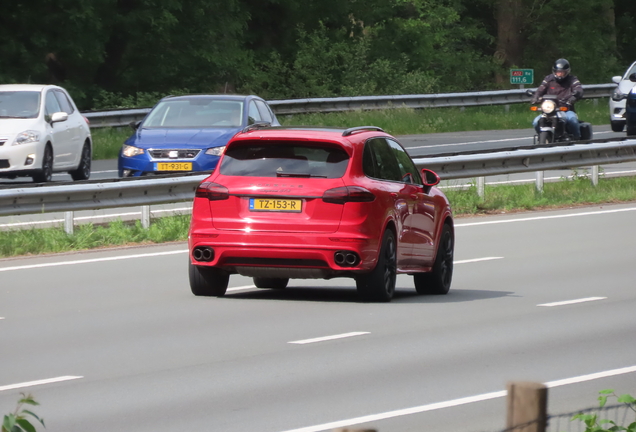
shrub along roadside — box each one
[90,99,611,161]
[1,175,635,259]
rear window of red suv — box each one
[220,142,349,178]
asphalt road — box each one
[1,203,635,432]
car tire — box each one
[253,277,289,289]
[627,124,636,136]
[414,224,454,295]
[355,229,397,302]
[611,121,625,133]
[69,142,91,181]
[538,131,552,145]
[188,260,229,297]
[32,145,53,183]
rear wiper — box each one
[275,172,326,178]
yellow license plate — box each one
[155,162,192,171]
[249,198,302,212]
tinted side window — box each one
[248,101,262,125]
[54,90,74,114]
[255,100,273,123]
[363,138,402,181]
[45,91,62,116]
[387,139,422,184]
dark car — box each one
[188,125,454,302]
[118,94,280,177]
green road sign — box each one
[510,69,534,85]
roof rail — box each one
[342,126,384,137]
[241,121,272,133]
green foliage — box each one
[570,389,636,432]
[0,216,191,258]
[2,393,45,432]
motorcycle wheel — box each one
[539,131,552,144]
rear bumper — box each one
[188,230,379,278]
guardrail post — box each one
[477,177,485,199]
[592,165,599,186]
[64,211,74,235]
[506,381,547,432]
[141,205,150,229]
[535,171,544,193]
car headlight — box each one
[541,100,556,114]
[13,130,40,145]
[122,145,145,157]
[612,89,626,101]
[205,146,226,156]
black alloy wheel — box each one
[70,142,91,181]
[32,145,53,183]
[414,224,454,295]
[355,229,397,302]
[538,131,552,145]
[189,260,229,296]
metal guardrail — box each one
[412,138,636,180]
[82,84,617,128]
[1,139,635,220]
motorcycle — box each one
[528,91,593,144]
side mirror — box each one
[50,111,68,124]
[629,73,636,83]
[129,120,142,130]
[421,168,440,187]
[612,76,622,84]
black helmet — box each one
[552,58,571,82]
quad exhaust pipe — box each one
[334,250,360,267]
[193,246,214,262]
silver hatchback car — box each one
[610,61,636,132]
[0,84,92,182]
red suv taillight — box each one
[322,186,375,204]
[195,182,229,200]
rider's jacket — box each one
[532,74,584,110]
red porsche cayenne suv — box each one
[188,125,454,302]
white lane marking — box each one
[0,207,192,228]
[538,297,607,307]
[440,170,636,190]
[227,285,257,292]
[279,365,636,432]
[411,137,532,150]
[455,257,503,264]
[410,130,616,150]
[0,376,83,392]
[289,332,370,345]
[456,206,636,227]
[0,250,188,272]
[0,317,4,320]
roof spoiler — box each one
[342,126,384,136]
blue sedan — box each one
[118,94,280,177]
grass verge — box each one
[1,173,635,259]
[90,99,612,160]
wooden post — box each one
[506,381,547,432]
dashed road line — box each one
[289,332,370,345]
[538,297,607,307]
[0,376,83,392]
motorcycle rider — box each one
[531,58,584,140]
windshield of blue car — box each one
[0,91,41,119]
[220,143,349,178]
[142,99,244,128]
